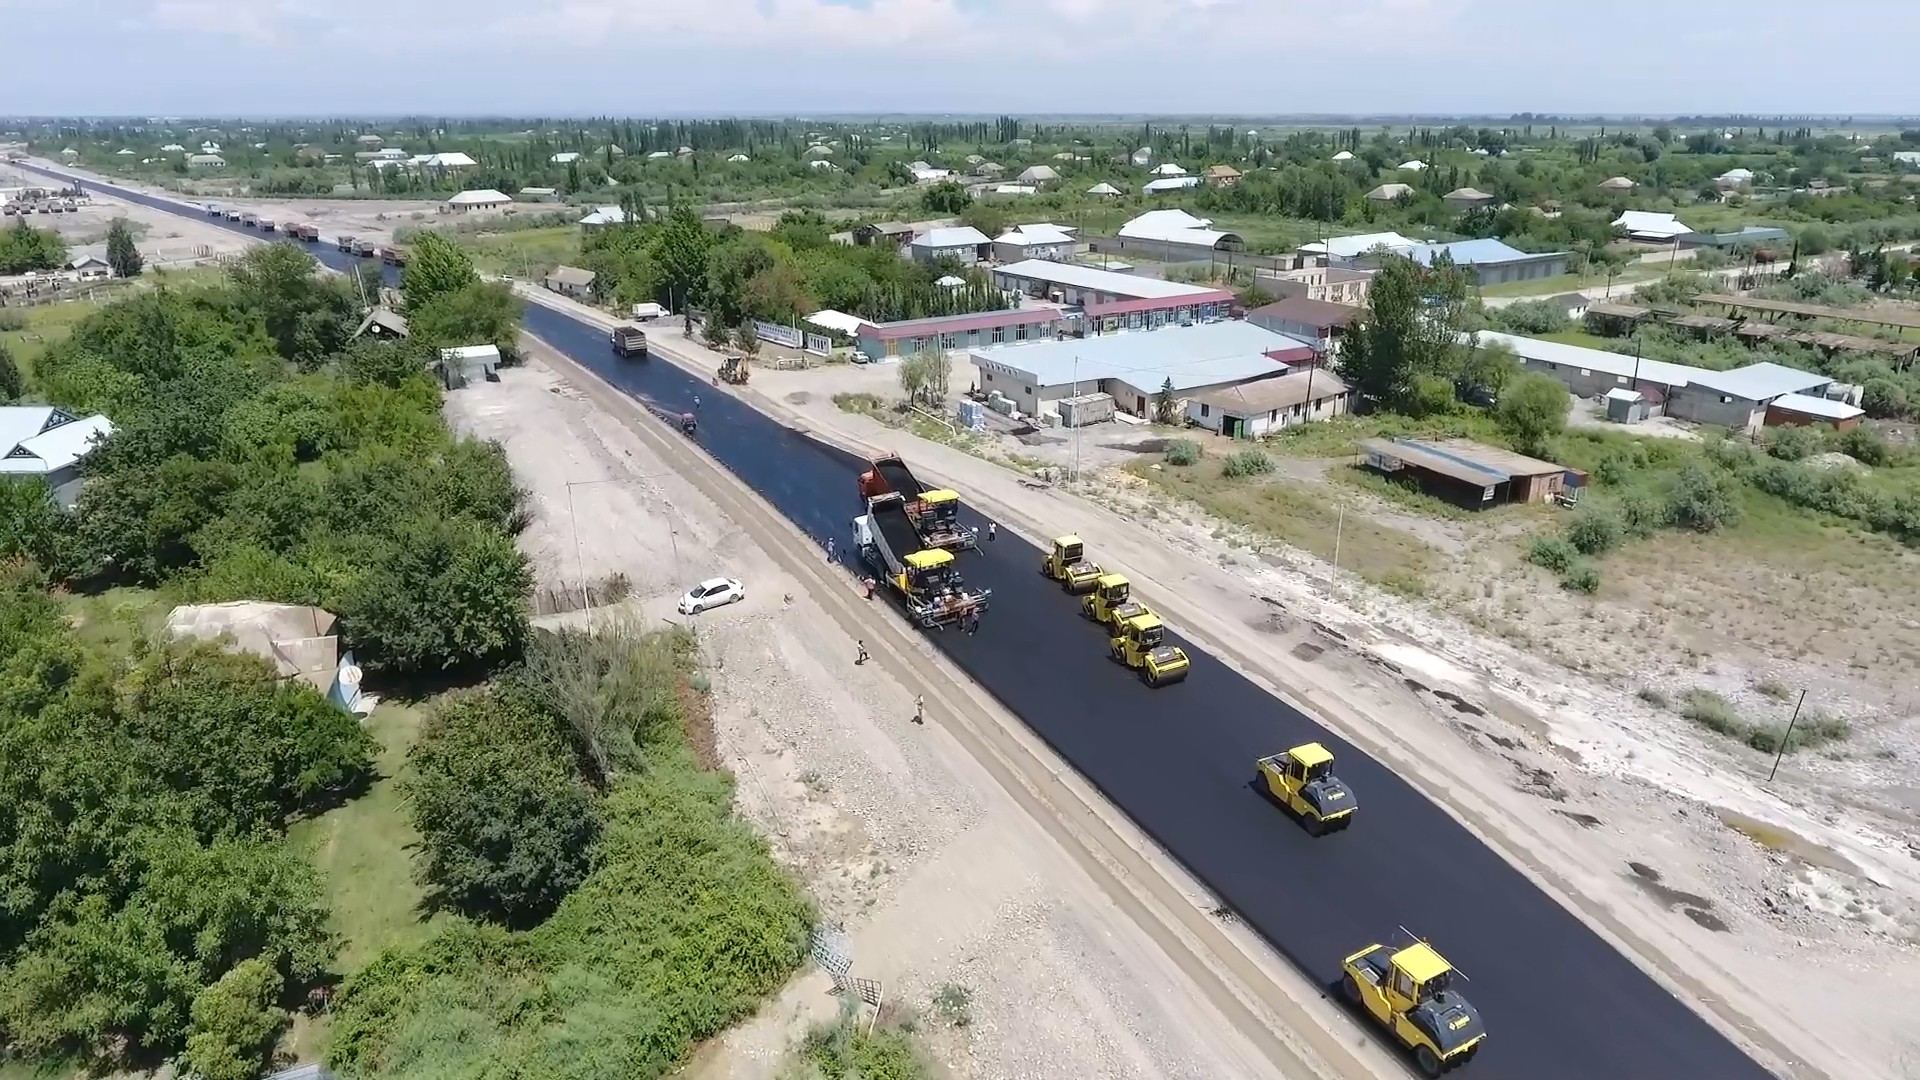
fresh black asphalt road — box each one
[38,166,1776,1079]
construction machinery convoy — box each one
[1342,937,1486,1076]
[853,491,989,630]
[1108,609,1191,686]
[1256,743,1357,834]
[857,454,979,551]
[1041,535,1103,594]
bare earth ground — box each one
[441,356,1300,1080]
[733,349,1920,1080]
[2,161,250,269]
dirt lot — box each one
[2,161,249,269]
[740,351,1920,1080]
[440,353,1304,1079]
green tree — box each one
[180,959,285,1080]
[225,243,356,365]
[651,205,713,313]
[1154,378,1178,425]
[702,317,731,349]
[400,232,480,310]
[919,180,970,214]
[405,680,600,924]
[0,340,22,401]
[408,281,523,358]
[898,351,944,406]
[1336,255,1467,410]
[341,515,531,673]
[0,480,69,569]
[1458,339,1521,401]
[1494,372,1568,456]
[1668,461,1742,532]
[1861,378,1908,418]
[105,218,143,278]
[0,218,67,274]
[734,321,760,358]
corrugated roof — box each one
[1142,177,1202,193]
[1365,183,1414,200]
[546,265,595,287]
[1191,371,1351,415]
[447,189,510,205]
[1404,238,1551,267]
[994,259,1219,300]
[0,408,113,475]
[806,309,865,336]
[994,224,1075,246]
[1689,361,1829,402]
[1250,295,1362,329]
[1299,231,1415,258]
[859,306,1063,342]
[1117,207,1231,245]
[1770,393,1864,420]
[1475,330,1701,388]
[972,321,1300,391]
[1613,210,1693,238]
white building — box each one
[1,406,115,508]
[991,223,1078,262]
[968,320,1308,419]
[909,167,952,184]
[1085,182,1122,197]
[1715,167,1755,190]
[1185,370,1354,437]
[1113,208,1243,258]
[1612,210,1694,242]
[1016,164,1060,185]
[1364,183,1415,203]
[1397,159,1428,171]
[1149,163,1187,176]
[578,206,631,230]
[67,255,112,281]
[416,151,477,169]
[1142,176,1201,194]
[907,226,991,264]
[1297,231,1417,261]
[1597,175,1637,193]
[550,151,581,164]
[445,189,512,212]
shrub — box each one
[1561,561,1601,593]
[1667,462,1741,532]
[1836,425,1890,467]
[1637,687,1670,708]
[1564,505,1623,555]
[1681,689,1744,738]
[180,959,285,1080]
[1494,373,1569,457]
[1220,449,1274,478]
[931,982,973,1028]
[1527,535,1579,573]
[1618,491,1669,538]
[1754,677,1793,701]
[0,308,27,332]
[1861,378,1908,419]
[1164,439,1202,466]
[1766,425,1825,462]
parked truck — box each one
[610,325,649,358]
[854,493,989,630]
[239,212,258,228]
[380,246,408,267]
[855,454,979,551]
[336,235,357,253]
[353,239,377,258]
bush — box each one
[1836,425,1890,467]
[0,308,27,332]
[1766,425,1825,462]
[1667,462,1741,532]
[1164,439,1202,466]
[1494,373,1569,457]
[1527,535,1579,573]
[1618,491,1669,538]
[1564,505,1623,555]
[1561,561,1601,593]
[1681,689,1744,738]
[1220,449,1274,478]
[1861,378,1908,419]
[1637,687,1670,708]
[1489,298,1572,335]
[180,959,285,1080]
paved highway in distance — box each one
[30,164,1776,1079]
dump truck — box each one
[380,246,408,267]
[1108,610,1190,687]
[259,219,276,232]
[336,235,357,253]
[1256,743,1356,834]
[1041,535,1103,594]
[854,492,989,630]
[611,325,649,358]
[239,212,258,228]
[1341,939,1485,1076]
[353,239,378,258]
[856,454,978,550]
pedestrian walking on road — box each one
[913,694,925,725]
[826,537,836,564]
[856,640,869,666]
[987,521,997,542]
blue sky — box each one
[2,0,1916,117]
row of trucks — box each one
[848,455,1482,1072]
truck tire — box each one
[1415,1045,1444,1078]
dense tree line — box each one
[0,564,374,1073]
[0,218,67,275]
[577,206,1009,328]
[15,243,531,675]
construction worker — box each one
[986,521,997,542]
[826,536,836,564]
[913,694,925,725]
[856,640,869,666]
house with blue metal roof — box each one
[1394,238,1571,286]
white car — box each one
[677,577,745,615]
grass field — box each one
[1538,328,1626,351]
[443,225,581,278]
[1128,454,1434,593]
[57,586,170,656]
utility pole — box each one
[1767,689,1808,783]
[1070,353,1081,485]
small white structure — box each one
[1116,208,1241,255]
[1715,167,1755,190]
[550,151,581,164]
[907,226,991,264]
[807,159,838,171]
[67,255,112,281]
[436,344,501,388]
[1085,182,1122,197]
[1129,147,1154,166]
[1612,210,1694,241]
[1397,159,1428,171]
[805,309,865,337]
[0,406,115,508]
[1330,150,1354,161]
[1365,183,1415,202]
[1016,164,1060,185]
[446,188,512,212]
[1149,163,1187,176]
[909,166,952,184]
[992,223,1077,262]
[934,275,967,288]
[989,184,1038,197]
[115,148,134,156]
[647,150,672,159]
[1597,175,1637,193]
[1297,231,1417,261]
[543,265,596,298]
[416,152,477,169]
[578,206,631,230]
[727,153,750,162]
[187,154,225,168]
[1142,176,1201,193]
[160,143,185,152]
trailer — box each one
[855,454,978,551]
[855,493,989,630]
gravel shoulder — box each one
[442,354,1325,1079]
